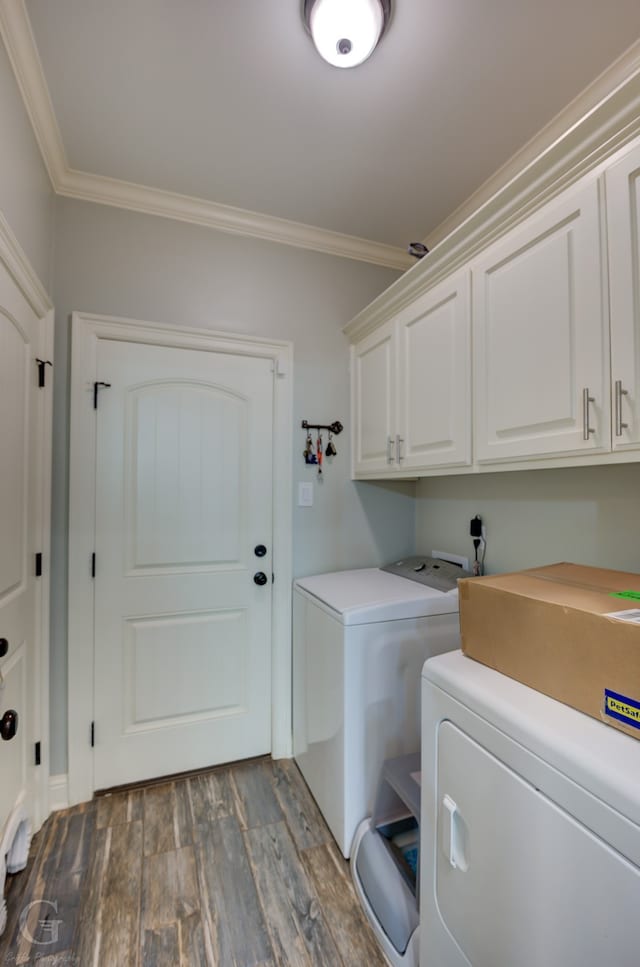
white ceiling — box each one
[21,0,640,253]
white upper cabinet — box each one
[396,271,471,471]
[351,271,471,476]
[472,178,610,464]
[606,142,640,450]
[352,320,396,474]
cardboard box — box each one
[458,562,640,739]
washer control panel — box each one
[381,555,470,591]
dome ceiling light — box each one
[303,0,392,69]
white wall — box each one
[416,463,640,575]
[0,39,54,288]
[51,197,414,773]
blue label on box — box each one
[604,689,640,730]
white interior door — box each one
[0,259,45,922]
[93,339,274,790]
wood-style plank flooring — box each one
[0,758,388,966]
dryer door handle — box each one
[442,794,468,871]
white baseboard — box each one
[48,774,69,813]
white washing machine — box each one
[293,556,465,857]
[420,651,640,967]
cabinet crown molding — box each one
[343,53,640,343]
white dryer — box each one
[420,651,640,967]
[293,557,465,857]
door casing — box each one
[68,312,293,806]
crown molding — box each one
[423,36,640,252]
[0,0,411,270]
[344,58,640,341]
[0,0,67,185]
[55,167,412,269]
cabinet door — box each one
[397,271,471,470]
[606,143,640,450]
[473,179,609,463]
[352,320,396,474]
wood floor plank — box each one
[301,842,387,967]
[231,760,284,830]
[187,770,236,825]
[142,923,180,967]
[271,760,332,851]
[143,783,177,857]
[96,793,129,829]
[245,821,342,967]
[92,820,143,967]
[73,825,109,967]
[142,846,199,929]
[173,780,193,849]
[194,815,273,966]
[179,911,211,967]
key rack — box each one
[301,420,344,435]
[301,420,343,472]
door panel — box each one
[128,382,246,571]
[606,142,640,449]
[94,340,273,789]
[398,271,471,469]
[0,262,44,895]
[353,321,396,473]
[473,180,609,462]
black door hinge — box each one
[91,553,96,578]
[36,359,52,388]
[35,552,43,577]
[34,741,41,766]
[93,381,111,409]
[90,722,95,748]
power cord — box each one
[470,515,485,576]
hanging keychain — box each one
[316,431,323,475]
[304,431,317,464]
[325,430,337,457]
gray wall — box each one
[0,40,54,288]
[416,463,640,575]
[51,196,414,773]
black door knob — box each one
[253,571,268,586]
[0,638,8,659]
[254,544,267,558]
[0,710,18,741]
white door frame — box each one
[0,211,53,831]
[68,312,293,806]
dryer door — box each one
[433,721,640,967]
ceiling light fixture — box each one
[303,0,391,69]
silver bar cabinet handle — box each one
[386,436,394,463]
[615,379,629,437]
[396,434,404,463]
[582,387,595,441]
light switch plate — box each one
[298,482,314,507]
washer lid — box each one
[294,568,460,624]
